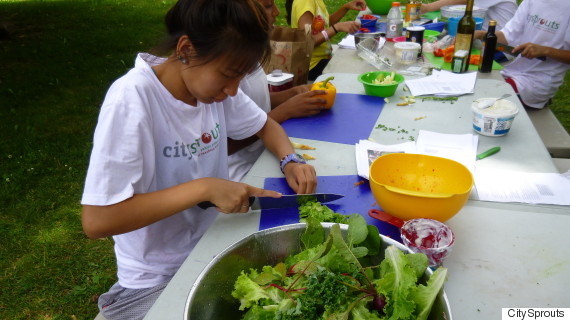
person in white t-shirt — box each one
[420,0,517,30]
[229,0,329,182]
[474,0,570,109]
[80,0,317,319]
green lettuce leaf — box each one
[232,270,272,310]
[299,200,347,224]
[412,267,448,320]
[377,246,418,319]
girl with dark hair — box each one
[81,0,317,318]
[286,0,366,80]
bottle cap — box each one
[489,20,497,26]
[392,2,400,6]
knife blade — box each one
[496,43,546,61]
[197,193,344,211]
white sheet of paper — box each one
[355,140,416,179]
[338,35,356,49]
[475,170,570,205]
[404,69,477,96]
[415,130,478,173]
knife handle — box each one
[198,197,255,210]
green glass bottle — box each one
[452,0,475,73]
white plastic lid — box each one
[394,42,421,50]
[267,69,294,86]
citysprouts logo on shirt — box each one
[526,14,560,33]
[162,123,221,160]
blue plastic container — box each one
[447,17,483,36]
[359,14,380,32]
[421,21,446,32]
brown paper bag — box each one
[263,25,314,86]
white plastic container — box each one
[471,98,519,136]
[394,42,421,65]
[266,69,293,92]
[440,5,487,21]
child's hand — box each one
[336,21,361,34]
[203,178,281,213]
[283,163,317,194]
[345,0,367,11]
[276,90,328,120]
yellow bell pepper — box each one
[311,76,336,109]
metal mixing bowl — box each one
[184,223,453,319]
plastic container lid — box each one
[266,70,293,86]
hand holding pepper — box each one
[310,76,336,109]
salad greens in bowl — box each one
[184,215,452,319]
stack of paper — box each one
[355,131,478,179]
[355,140,416,179]
[475,170,570,205]
[415,130,478,173]
[404,69,477,96]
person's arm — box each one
[268,90,327,123]
[420,0,465,14]
[255,117,317,194]
[297,11,360,47]
[228,85,325,154]
[269,84,311,108]
[329,0,366,25]
[513,44,570,64]
[82,178,280,238]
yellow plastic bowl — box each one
[369,153,473,222]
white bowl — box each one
[471,98,519,136]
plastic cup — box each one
[400,218,455,268]
[406,26,425,56]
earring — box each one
[178,55,188,64]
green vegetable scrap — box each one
[298,200,347,224]
[372,72,397,85]
[420,96,459,104]
[232,215,448,320]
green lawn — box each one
[0,0,568,319]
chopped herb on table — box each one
[419,96,459,103]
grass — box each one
[0,0,568,319]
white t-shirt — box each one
[500,0,570,108]
[228,66,271,182]
[81,53,267,288]
[476,0,517,30]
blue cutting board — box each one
[260,175,402,242]
[280,93,386,145]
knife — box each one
[197,193,344,210]
[496,43,546,61]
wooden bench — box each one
[526,106,570,159]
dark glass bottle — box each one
[452,0,475,73]
[479,20,497,73]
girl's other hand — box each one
[336,21,361,34]
[283,163,317,194]
[275,90,327,120]
[346,0,367,11]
